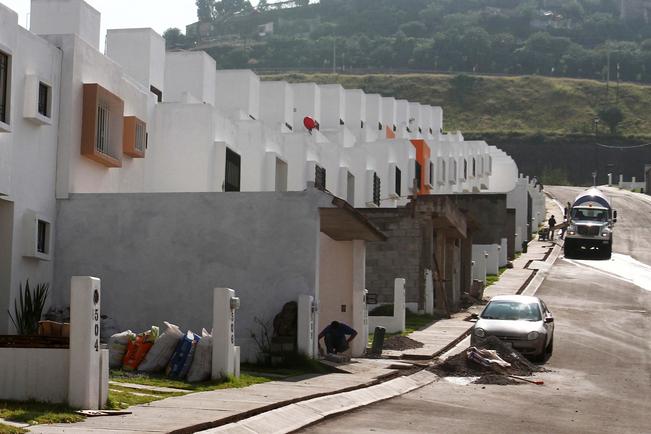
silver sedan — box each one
[470,294,555,362]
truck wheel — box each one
[602,243,612,260]
[564,240,574,258]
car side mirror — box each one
[470,313,479,322]
[545,317,554,323]
[613,210,618,219]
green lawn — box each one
[0,400,84,426]
[106,384,186,410]
[368,309,443,344]
[110,370,273,392]
[0,423,27,434]
[485,266,508,287]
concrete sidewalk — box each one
[29,198,562,434]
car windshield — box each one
[572,208,608,222]
[481,301,542,321]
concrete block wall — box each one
[360,209,422,304]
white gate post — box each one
[212,288,239,380]
[394,278,406,333]
[68,276,101,409]
[297,294,315,358]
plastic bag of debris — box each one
[108,330,135,369]
[467,346,511,369]
[186,329,212,383]
[138,321,183,373]
[166,330,200,379]
[122,326,159,371]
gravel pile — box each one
[382,335,424,351]
[429,336,544,385]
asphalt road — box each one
[301,188,651,434]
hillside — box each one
[171,0,651,83]
[262,72,651,137]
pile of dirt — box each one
[382,335,424,351]
[429,336,544,381]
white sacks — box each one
[108,330,135,369]
[186,329,212,383]
[138,322,183,373]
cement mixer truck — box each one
[564,188,617,259]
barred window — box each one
[0,51,9,124]
[135,121,146,152]
[373,172,381,206]
[96,102,110,154]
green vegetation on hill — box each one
[167,0,651,83]
[262,72,651,137]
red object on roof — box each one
[303,116,316,131]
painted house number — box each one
[93,289,100,352]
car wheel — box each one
[545,336,554,357]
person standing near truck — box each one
[548,215,557,241]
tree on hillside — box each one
[196,0,215,21]
[163,28,187,49]
[257,0,270,11]
[598,106,624,134]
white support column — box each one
[297,294,315,358]
[424,269,434,315]
[394,278,406,333]
[351,240,368,357]
[233,347,241,379]
[99,348,109,409]
[212,288,238,380]
[68,276,101,410]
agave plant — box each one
[8,280,49,335]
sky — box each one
[1,0,262,49]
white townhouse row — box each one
[0,0,530,343]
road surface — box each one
[301,188,651,434]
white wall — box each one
[215,69,260,119]
[0,5,62,331]
[259,80,293,132]
[164,51,216,105]
[30,0,101,50]
[318,233,354,344]
[105,28,165,93]
[0,348,69,402]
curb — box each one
[199,371,439,434]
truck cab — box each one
[565,188,616,259]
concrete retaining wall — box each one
[0,348,69,402]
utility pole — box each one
[616,62,620,104]
[606,49,611,103]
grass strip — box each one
[0,400,84,425]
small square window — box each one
[38,82,50,118]
[23,211,52,261]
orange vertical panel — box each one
[411,139,431,195]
